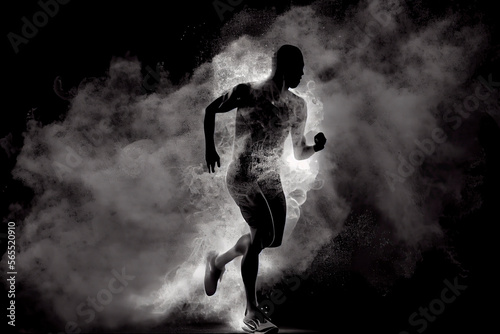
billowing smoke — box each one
[2,0,495,331]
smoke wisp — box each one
[2,0,495,331]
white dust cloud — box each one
[2,0,492,331]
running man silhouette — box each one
[204,44,326,333]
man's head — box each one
[272,45,304,89]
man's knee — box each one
[235,234,251,254]
[248,236,265,254]
[269,239,282,248]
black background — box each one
[2,0,499,333]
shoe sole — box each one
[242,318,279,334]
[241,325,279,334]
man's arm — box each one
[291,99,326,160]
[204,83,249,172]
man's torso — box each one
[228,81,303,185]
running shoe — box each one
[242,310,279,334]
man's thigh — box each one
[243,188,286,249]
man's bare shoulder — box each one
[231,82,252,97]
[235,81,270,102]
[245,81,269,95]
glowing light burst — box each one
[212,38,272,96]
[145,39,325,330]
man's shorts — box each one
[226,173,286,249]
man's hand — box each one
[313,132,327,152]
[206,147,221,173]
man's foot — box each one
[242,308,279,334]
[204,251,225,296]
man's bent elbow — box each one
[293,148,306,160]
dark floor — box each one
[153,324,320,333]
